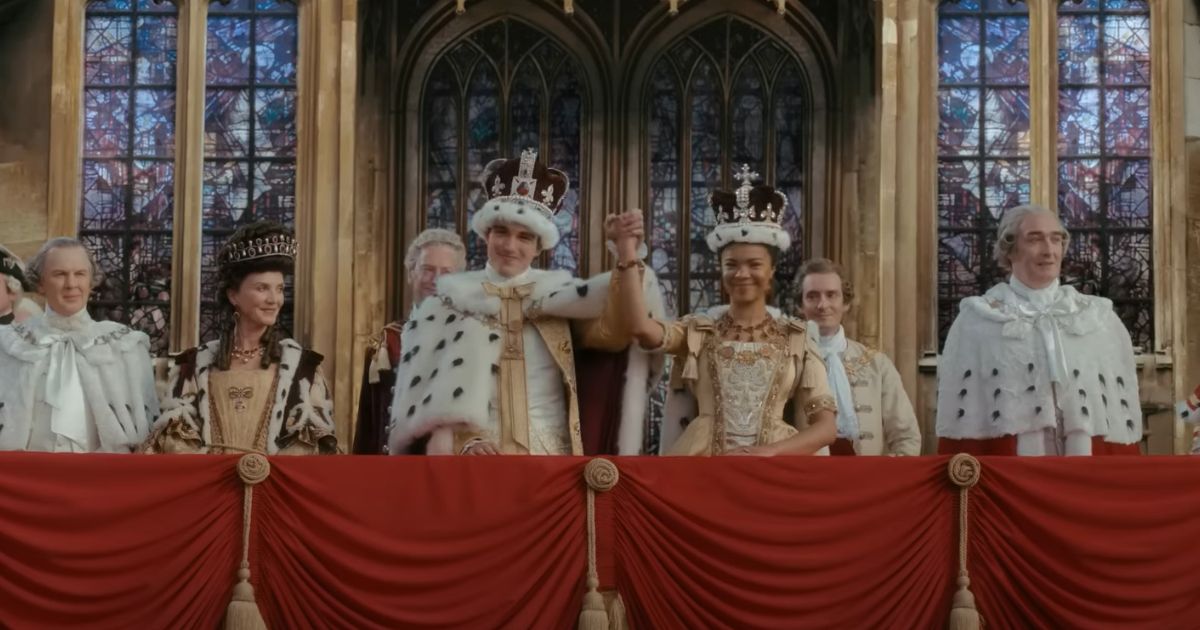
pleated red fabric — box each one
[1,454,1198,629]
[969,456,1200,628]
[0,453,240,629]
[254,456,587,629]
[611,456,953,629]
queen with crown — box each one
[143,221,338,455]
[611,166,838,455]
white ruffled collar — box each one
[1007,276,1062,309]
[42,306,95,332]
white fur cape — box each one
[388,267,665,455]
[0,311,159,452]
[936,283,1142,444]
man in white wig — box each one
[936,204,1142,456]
[0,238,159,452]
[388,148,664,456]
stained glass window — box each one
[199,0,298,344]
[643,20,810,451]
[80,0,178,356]
[936,0,1032,348]
[420,19,588,273]
[1057,0,1152,351]
[646,20,808,319]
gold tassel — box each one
[946,454,983,630]
[564,0,574,14]
[606,593,629,630]
[455,0,465,15]
[947,573,981,630]
[578,588,609,630]
[224,568,267,630]
[580,459,619,630]
[772,0,785,15]
[668,0,680,15]
[225,454,271,630]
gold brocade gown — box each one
[207,367,278,453]
[658,316,838,456]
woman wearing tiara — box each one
[143,221,338,455]
[610,168,837,455]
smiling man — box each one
[0,238,159,452]
[936,204,1142,456]
[387,149,663,456]
[797,258,920,456]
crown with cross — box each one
[705,164,793,253]
[480,148,571,220]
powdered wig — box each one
[794,257,855,304]
[993,204,1070,273]
[25,237,102,291]
[403,228,467,275]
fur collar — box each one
[961,282,1109,336]
[431,267,614,322]
[192,338,304,455]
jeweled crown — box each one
[709,164,788,227]
[218,232,298,265]
[481,148,570,219]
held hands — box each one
[605,210,645,261]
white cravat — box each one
[38,307,94,450]
[810,325,859,440]
[1007,277,1090,456]
[1007,277,1071,385]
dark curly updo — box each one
[214,221,297,370]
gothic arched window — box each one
[644,17,810,318]
[422,18,587,273]
[936,0,1032,347]
[79,0,179,356]
[199,0,299,344]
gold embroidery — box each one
[706,318,790,454]
[227,386,254,412]
[804,395,838,415]
[841,350,875,380]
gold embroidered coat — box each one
[838,339,921,456]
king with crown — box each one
[387,149,664,456]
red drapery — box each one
[1,453,1198,628]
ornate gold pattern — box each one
[227,386,254,412]
[705,317,790,454]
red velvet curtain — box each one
[2,454,1200,628]
[970,456,1200,627]
[611,457,954,629]
[254,456,587,629]
[0,453,239,629]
